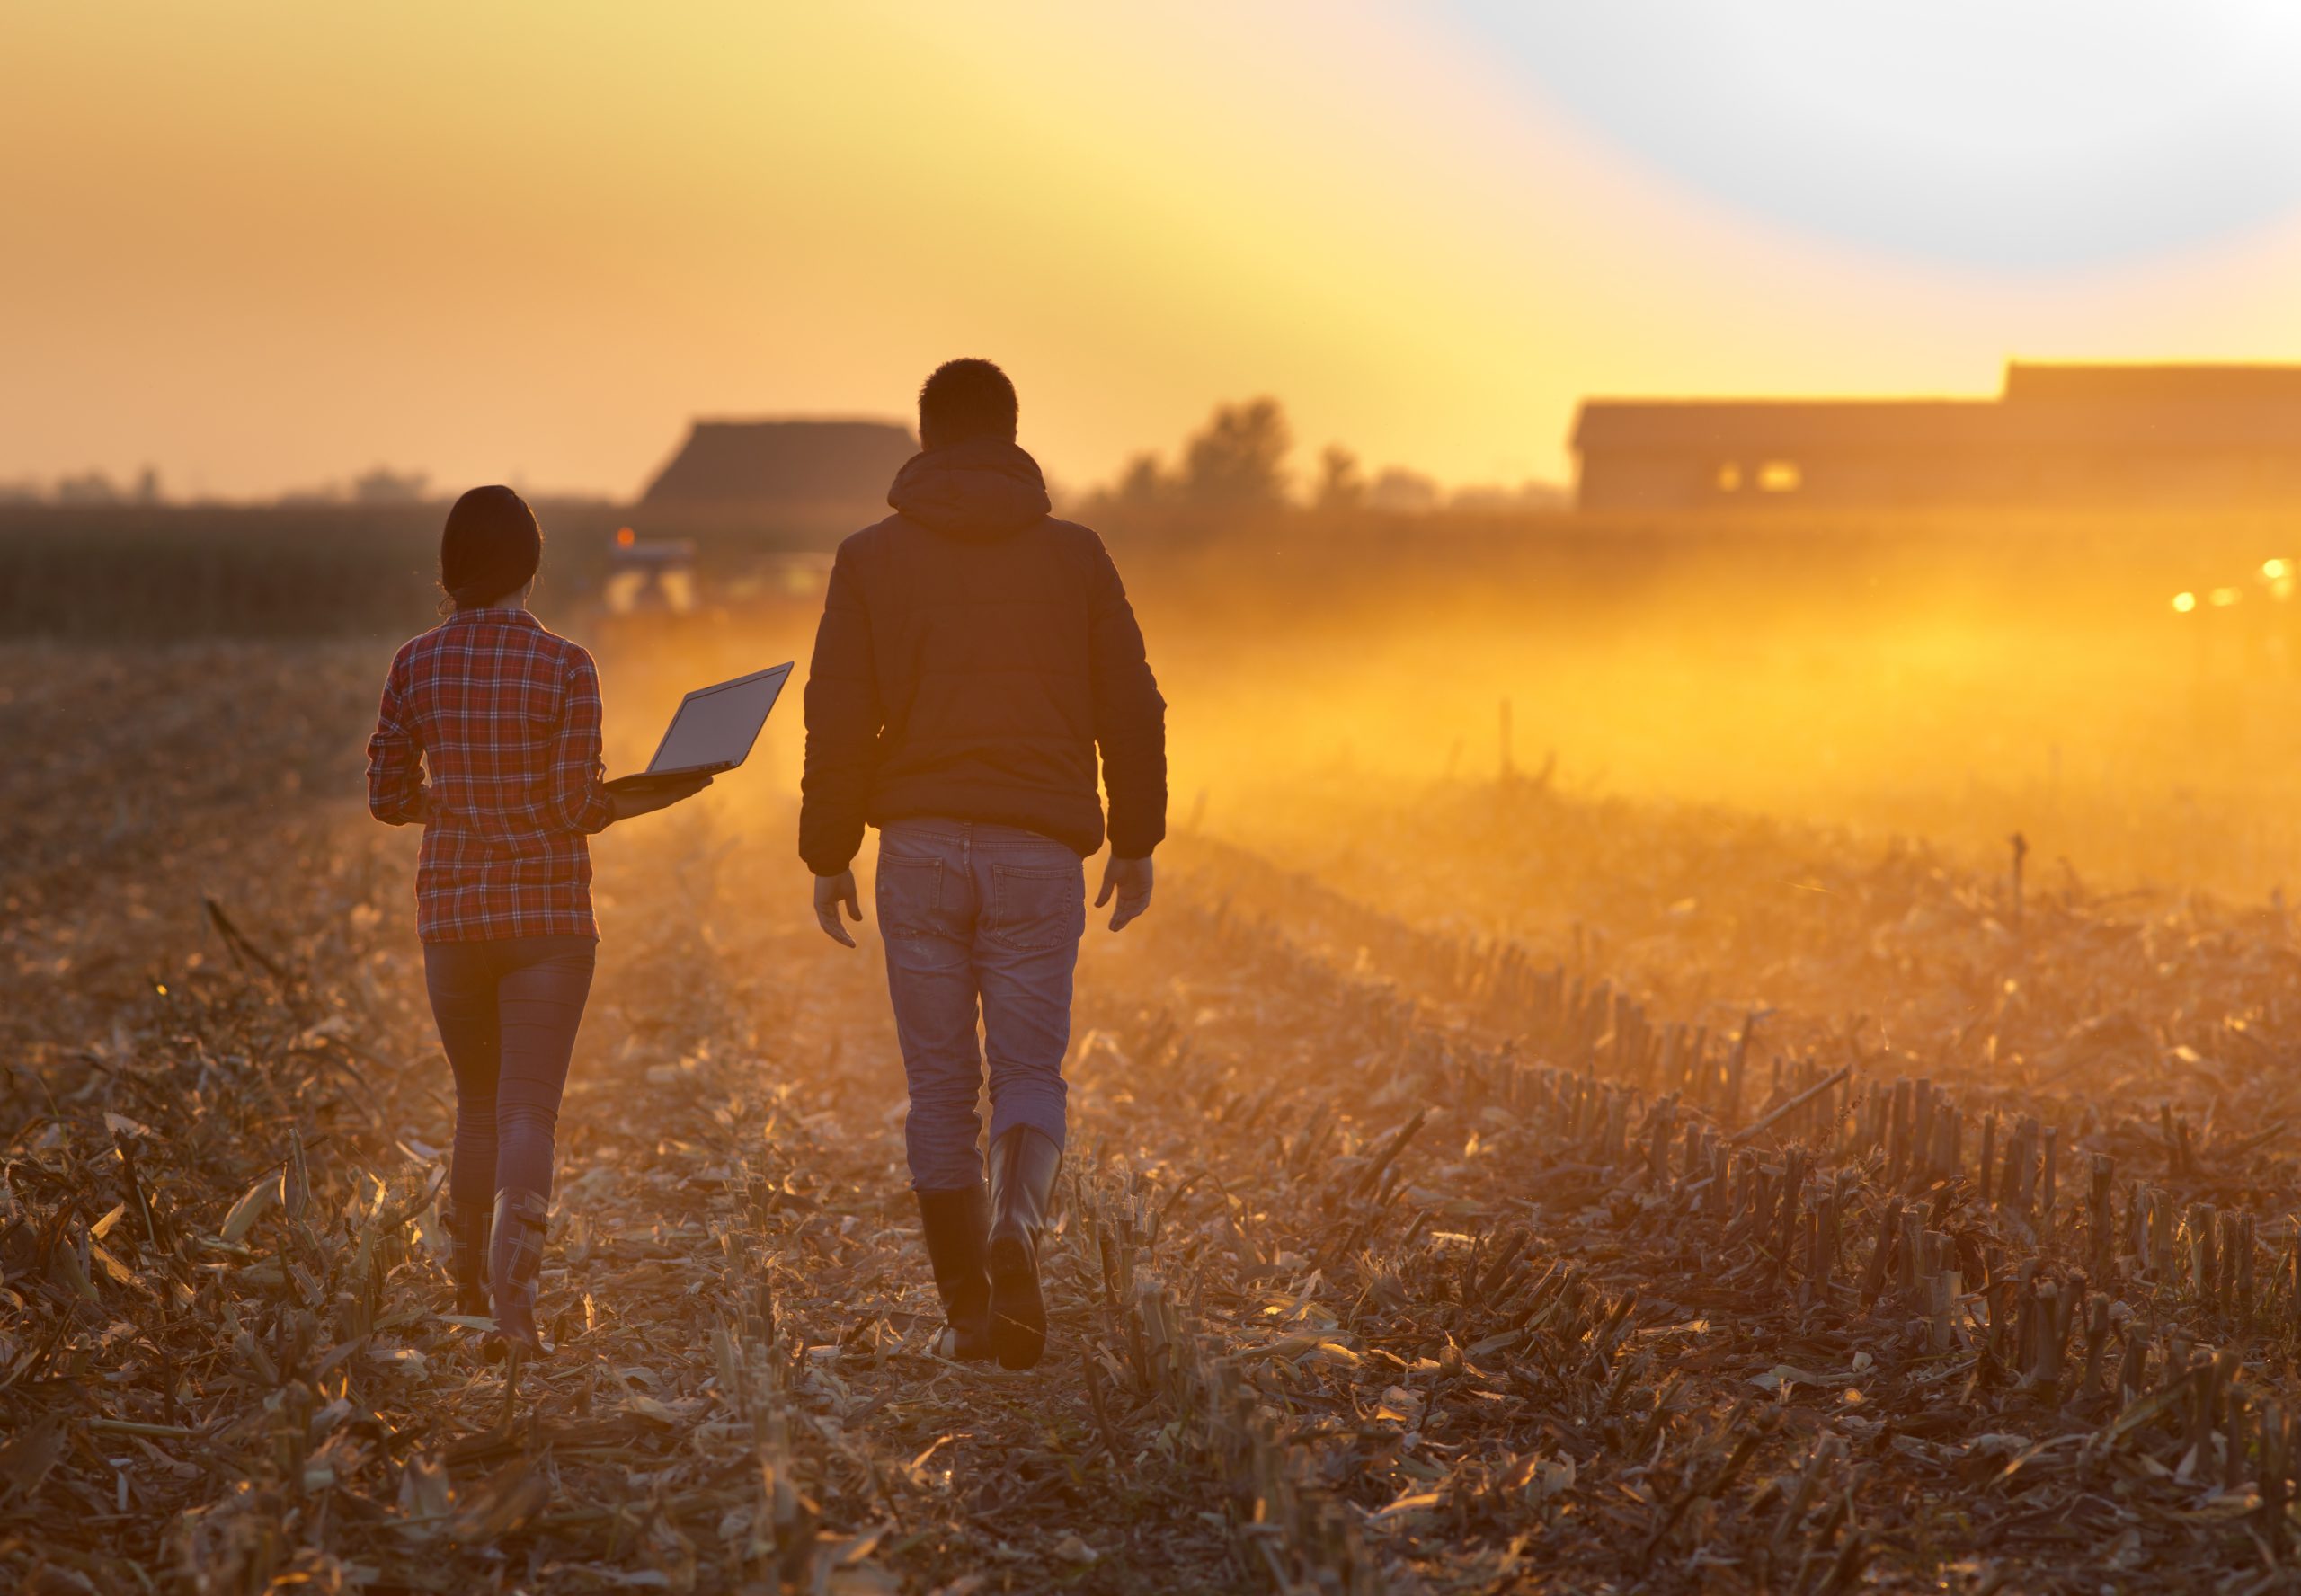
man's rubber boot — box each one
[490,1187,551,1355]
[985,1127,1062,1370]
[447,1199,493,1317]
[915,1184,994,1361]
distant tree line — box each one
[0,463,435,509]
[1078,397,1566,520]
[0,466,166,508]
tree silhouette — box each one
[1113,453,1168,508]
[1366,466,1439,512]
[1180,398,1291,509]
[1314,446,1364,511]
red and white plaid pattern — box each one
[366,608,615,942]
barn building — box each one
[635,419,918,532]
[1572,364,2301,511]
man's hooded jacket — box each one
[797,439,1168,876]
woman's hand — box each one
[606,774,713,824]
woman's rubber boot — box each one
[915,1184,993,1361]
[449,1199,506,1362]
[985,1126,1062,1370]
[447,1200,493,1317]
[489,1187,551,1356]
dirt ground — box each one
[10,638,2301,1594]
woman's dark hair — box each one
[440,485,543,610]
[918,358,1018,448]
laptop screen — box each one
[646,665,791,774]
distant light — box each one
[1757,460,1801,493]
[616,527,636,547]
[1715,463,1742,492]
[2267,558,2291,580]
[155,983,167,996]
[2211,587,2243,607]
[2172,591,2198,613]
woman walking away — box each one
[366,486,708,1352]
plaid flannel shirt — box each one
[366,608,615,941]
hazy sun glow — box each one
[1461,1,2301,271]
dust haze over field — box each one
[4,254,2301,1594]
[15,499,2301,1589]
[1116,517,2301,904]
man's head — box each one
[918,359,1018,452]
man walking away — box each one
[798,359,1167,1370]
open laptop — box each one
[603,662,793,795]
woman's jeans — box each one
[422,935,597,1206]
[875,820,1085,1192]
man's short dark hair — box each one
[919,359,1019,448]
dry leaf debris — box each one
[9,649,2301,1592]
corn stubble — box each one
[12,649,2301,1592]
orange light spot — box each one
[616,527,636,547]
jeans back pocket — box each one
[986,861,1085,953]
[875,856,946,940]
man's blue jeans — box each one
[875,819,1085,1191]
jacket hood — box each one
[886,439,1052,541]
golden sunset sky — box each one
[7,2,2301,501]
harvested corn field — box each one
[11,637,2301,1595]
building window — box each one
[1716,463,1742,492]
[1758,460,1801,492]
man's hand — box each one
[813,869,862,948]
[1095,854,1154,933]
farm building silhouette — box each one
[635,419,917,532]
[1573,363,2301,511]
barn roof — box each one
[1572,401,1999,453]
[1574,365,2301,455]
[2003,362,2301,404]
[638,419,918,509]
